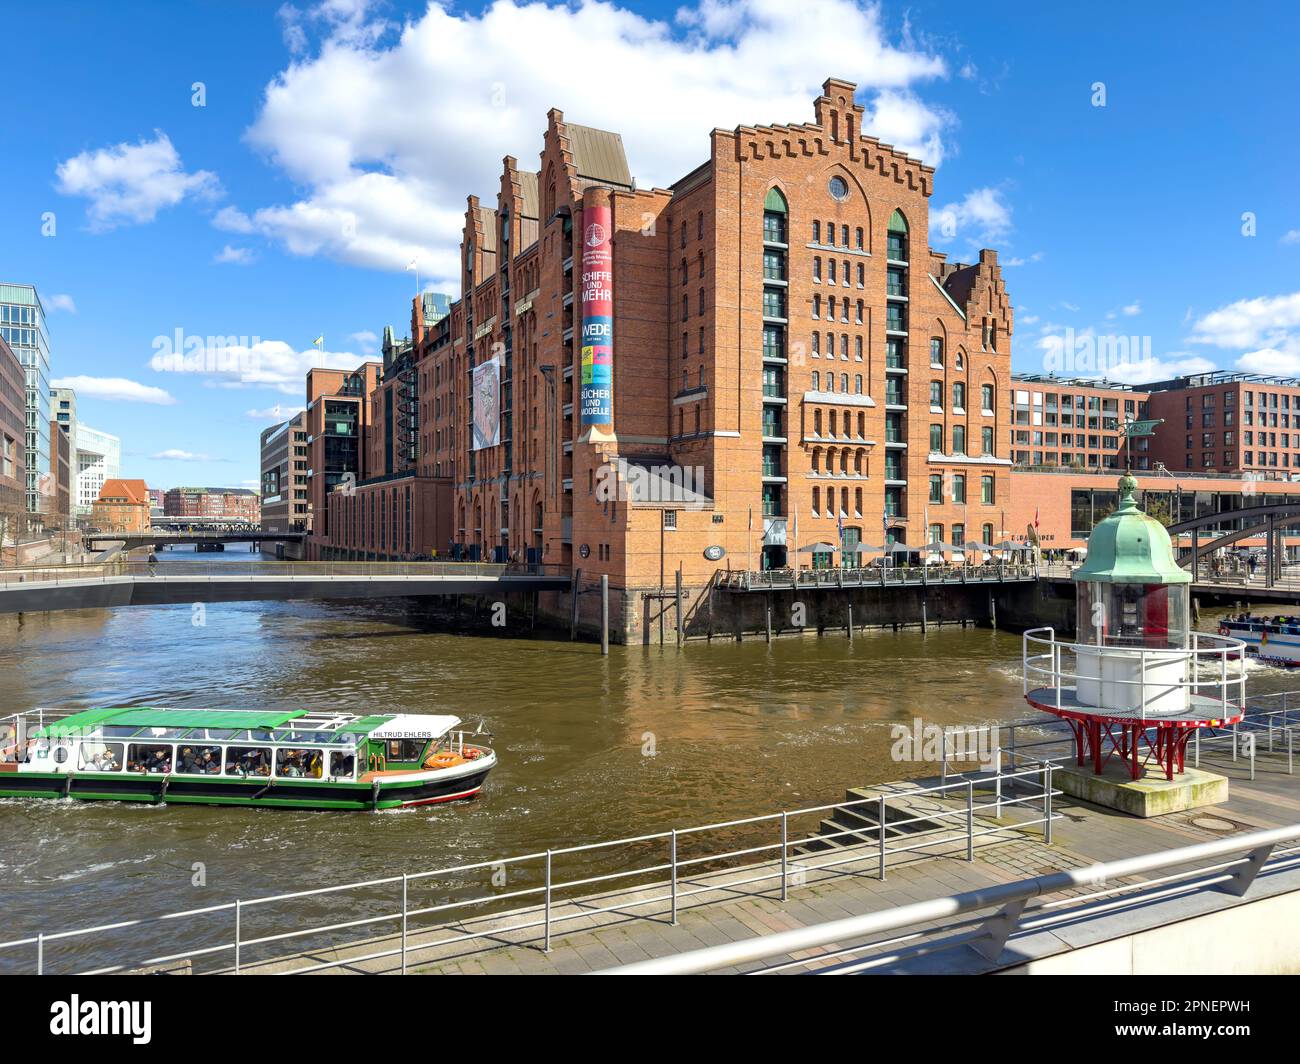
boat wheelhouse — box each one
[0,707,496,811]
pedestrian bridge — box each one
[0,561,571,615]
[714,562,1038,592]
[82,530,307,550]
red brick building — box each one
[307,79,1017,635]
[1010,375,1153,471]
[162,486,260,523]
[1143,372,1300,478]
[92,478,151,534]
[0,333,28,554]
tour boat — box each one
[0,706,496,810]
[1217,615,1300,667]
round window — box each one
[828,176,849,201]
[54,746,69,764]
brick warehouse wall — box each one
[301,78,1019,640]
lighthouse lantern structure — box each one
[1023,474,1246,782]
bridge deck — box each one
[0,563,571,614]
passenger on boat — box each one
[198,748,220,774]
[145,748,171,773]
[178,747,199,773]
[330,752,355,778]
[85,749,120,772]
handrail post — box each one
[401,873,409,974]
[1044,763,1054,844]
[993,745,1003,817]
[966,780,974,861]
[877,796,887,880]
[37,932,43,975]
[780,812,789,901]
[235,899,241,974]
[670,829,679,926]
[543,851,552,952]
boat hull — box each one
[1218,622,1300,668]
[0,765,493,811]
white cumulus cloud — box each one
[55,132,220,230]
[225,0,952,289]
[932,186,1012,246]
[50,375,177,405]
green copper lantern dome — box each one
[1072,473,1190,585]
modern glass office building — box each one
[75,424,121,521]
[0,283,51,515]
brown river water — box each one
[0,548,1287,971]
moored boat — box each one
[1217,614,1300,667]
[0,706,496,810]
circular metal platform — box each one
[1025,687,1243,727]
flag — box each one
[1034,506,1040,531]
[405,258,418,272]
[312,335,324,349]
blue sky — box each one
[4,0,1299,490]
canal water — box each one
[0,548,1288,970]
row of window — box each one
[929,424,996,455]
[810,221,866,250]
[61,742,354,780]
[928,473,997,505]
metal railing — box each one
[1022,626,1247,720]
[0,559,570,588]
[0,763,1059,975]
[599,823,1300,974]
[716,562,1037,592]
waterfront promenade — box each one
[213,725,1298,975]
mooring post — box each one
[675,568,684,649]
[765,593,772,643]
[921,597,928,633]
[600,574,609,656]
[846,601,853,640]
[570,567,582,641]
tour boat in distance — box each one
[1217,614,1300,667]
[0,706,496,810]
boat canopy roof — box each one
[31,707,462,742]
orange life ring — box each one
[424,751,465,770]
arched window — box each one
[854,374,863,394]
[953,382,966,410]
[887,209,908,261]
[840,373,848,392]
[981,383,995,412]
[812,486,821,514]
[930,337,944,367]
[811,370,820,390]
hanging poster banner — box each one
[580,204,613,425]
[471,356,501,451]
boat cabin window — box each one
[225,747,271,777]
[176,746,222,774]
[330,751,356,779]
[79,742,123,772]
[275,749,324,779]
[385,739,428,762]
[127,744,173,773]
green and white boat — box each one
[0,706,496,811]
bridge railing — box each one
[599,823,1300,974]
[0,559,571,587]
[0,761,1061,975]
[715,562,1037,591]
